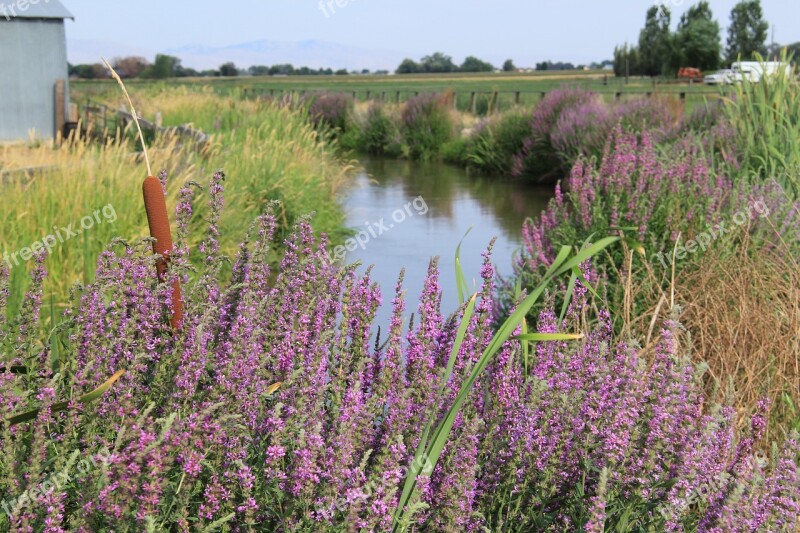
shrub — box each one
[305,91,353,133]
[400,94,453,159]
[360,103,403,157]
[551,98,614,163]
[511,87,597,179]
[464,111,531,174]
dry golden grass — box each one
[675,234,799,438]
[618,229,799,443]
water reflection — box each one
[341,158,552,329]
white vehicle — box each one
[730,61,791,83]
[704,69,733,85]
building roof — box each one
[1,0,74,20]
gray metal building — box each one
[0,0,73,141]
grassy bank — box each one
[0,87,352,318]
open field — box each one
[72,70,728,114]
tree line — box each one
[614,0,797,77]
[394,54,614,74]
[68,54,391,80]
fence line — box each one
[239,86,729,114]
[74,101,209,146]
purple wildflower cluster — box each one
[1,173,798,531]
[518,124,782,275]
[510,87,682,179]
[304,91,353,133]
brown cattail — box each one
[142,176,183,329]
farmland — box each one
[3,64,800,530]
[71,70,728,113]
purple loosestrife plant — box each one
[400,94,453,160]
[304,91,353,134]
[0,172,797,531]
[505,124,783,324]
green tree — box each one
[459,56,494,72]
[638,5,672,77]
[420,52,456,73]
[248,65,270,76]
[673,1,721,71]
[219,62,238,77]
[143,54,181,79]
[613,44,641,77]
[502,59,516,72]
[396,58,421,74]
[725,0,769,63]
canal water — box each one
[340,157,552,328]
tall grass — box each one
[722,52,800,197]
[0,87,353,317]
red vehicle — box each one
[677,67,703,82]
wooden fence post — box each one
[55,79,65,143]
[515,91,521,105]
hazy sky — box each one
[61,0,799,67]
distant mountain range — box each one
[68,38,410,71]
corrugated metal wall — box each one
[0,19,69,141]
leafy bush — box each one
[511,87,597,179]
[400,94,454,159]
[305,91,353,134]
[360,103,403,157]
[464,111,531,174]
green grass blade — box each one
[395,293,477,525]
[6,369,125,426]
[454,227,473,304]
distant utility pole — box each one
[625,58,629,84]
[771,25,775,59]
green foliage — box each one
[400,95,454,159]
[725,0,770,63]
[613,43,640,77]
[420,52,457,73]
[396,58,421,74]
[142,54,182,79]
[722,52,800,196]
[673,1,722,71]
[638,5,672,77]
[460,56,494,73]
[440,137,469,164]
[503,59,516,72]
[219,62,238,77]
[464,112,531,174]
[360,104,403,157]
